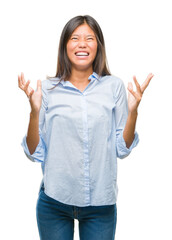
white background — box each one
[0,0,172,239]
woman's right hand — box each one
[18,72,42,114]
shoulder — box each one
[100,74,124,86]
[100,74,125,93]
[41,77,61,92]
[101,75,127,103]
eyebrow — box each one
[71,34,95,37]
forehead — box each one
[71,24,95,36]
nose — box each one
[78,39,87,48]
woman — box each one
[18,15,153,240]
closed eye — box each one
[71,37,78,40]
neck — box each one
[69,68,93,83]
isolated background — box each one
[0,0,172,239]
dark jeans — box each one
[36,185,117,240]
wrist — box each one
[128,110,138,117]
[30,110,39,118]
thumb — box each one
[37,80,42,92]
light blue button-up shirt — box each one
[21,72,139,207]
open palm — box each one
[18,72,42,113]
[127,73,154,113]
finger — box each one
[128,82,142,101]
[28,89,34,100]
[128,87,138,99]
[18,74,26,89]
[21,72,26,85]
[23,79,30,91]
[141,73,154,92]
[23,80,32,96]
[133,76,142,94]
[37,79,42,92]
[127,82,133,92]
[18,74,22,88]
[127,82,136,96]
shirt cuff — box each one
[21,135,45,163]
[117,131,139,159]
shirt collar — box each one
[88,72,100,81]
[50,72,100,86]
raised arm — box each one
[18,72,42,154]
[123,73,154,148]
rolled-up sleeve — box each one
[116,130,139,159]
[114,78,139,159]
[21,80,48,163]
[21,134,46,162]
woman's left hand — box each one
[127,73,154,113]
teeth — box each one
[75,52,89,56]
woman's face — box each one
[66,23,98,72]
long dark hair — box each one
[49,15,111,83]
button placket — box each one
[81,94,91,205]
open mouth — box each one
[75,51,89,56]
